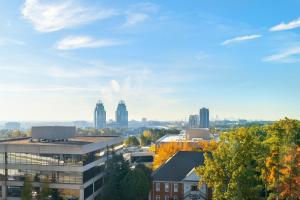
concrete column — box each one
[2,184,6,200]
[79,186,84,200]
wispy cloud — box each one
[221,34,262,45]
[270,18,300,31]
[263,46,300,63]
[56,36,124,50]
[123,2,159,27]
[195,52,209,61]
[0,38,24,46]
[21,0,116,32]
[123,13,149,27]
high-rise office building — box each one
[94,101,106,129]
[188,115,199,128]
[115,100,128,129]
[199,108,209,128]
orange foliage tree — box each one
[152,140,218,170]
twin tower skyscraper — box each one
[94,100,128,129]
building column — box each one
[2,184,6,200]
[79,186,84,200]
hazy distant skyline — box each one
[0,0,300,121]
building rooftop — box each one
[152,151,205,181]
[0,136,119,146]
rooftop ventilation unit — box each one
[31,126,76,141]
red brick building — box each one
[150,151,211,200]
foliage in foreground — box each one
[97,153,151,200]
[196,118,300,200]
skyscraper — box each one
[199,107,209,128]
[115,100,128,128]
[94,100,106,129]
[188,115,199,128]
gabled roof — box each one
[152,151,205,181]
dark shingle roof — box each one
[152,151,205,181]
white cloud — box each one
[110,80,121,93]
[21,0,116,32]
[122,2,159,27]
[221,34,262,45]
[263,46,300,63]
[270,18,300,31]
[56,36,124,50]
[123,13,149,27]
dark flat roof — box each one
[0,136,120,146]
[152,151,205,181]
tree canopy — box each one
[196,118,300,200]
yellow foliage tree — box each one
[152,141,218,170]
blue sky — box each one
[0,0,299,121]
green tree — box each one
[121,167,151,200]
[196,126,267,200]
[21,176,32,200]
[124,136,140,147]
[99,153,130,200]
[40,182,51,200]
[263,118,300,199]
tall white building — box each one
[94,101,106,129]
[115,100,128,129]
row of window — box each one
[0,149,106,167]
[0,169,83,184]
[155,182,179,192]
[155,195,178,200]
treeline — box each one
[196,118,300,199]
[0,129,30,139]
[76,128,121,136]
[124,128,180,147]
[96,153,151,200]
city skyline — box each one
[1,0,300,121]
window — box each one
[165,196,169,200]
[191,185,198,191]
[156,182,160,192]
[174,183,178,192]
[155,195,160,200]
[165,183,169,192]
[173,196,178,200]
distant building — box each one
[186,128,211,140]
[188,115,199,128]
[94,101,106,129]
[4,122,21,130]
[73,121,89,129]
[115,100,128,129]
[0,126,123,200]
[150,151,211,200]
[199,108,209,128]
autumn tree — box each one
[152,140,218,170]
[263,118,300,199]
[196,127,267,200]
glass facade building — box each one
[199,108,209,128]
[94,101,106,129]
[115,100,128,129]
[0,136,123,200]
